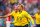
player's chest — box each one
[13,13,18,18]
[18,13,25,18]
[36,15,40,18]
[36,15,40,20]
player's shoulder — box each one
[12,11,15,13]
[22,10,28,13]
[12,11,15,12]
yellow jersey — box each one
[10,11,23,26]
[10,11,34,26]
[17,10,34,26]
[35,13,40,24]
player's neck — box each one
[19,10,22,14]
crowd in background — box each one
[0,0,40,27]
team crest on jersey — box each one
[20,14,23,20]
[17,14,23,20]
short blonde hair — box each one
[21,4,24,9]
[18,3,24,9]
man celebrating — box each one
[16,3,35,27]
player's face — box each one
[17,5,23,12]
[15,6,19,12]
[37,10,40,14]
[17,5,21,10]
[15,6,17,10]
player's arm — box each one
[28,15,34,24]
[10,17,18,24]
[25,12,34,24]
[0,14,10,18]
[0,11,14,18]
[10,21,14,24]
[31,15,36,20]
[25,12,35,27]
[10,20,17,24]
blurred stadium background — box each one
[0,0,40,27]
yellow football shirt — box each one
[9,11,34,26]
[35,13,40,24]
[17,10,34,26]
[10,11,22,26]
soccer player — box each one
[31,10,40,27]
[16,3,35,27]
[35,10,40,27]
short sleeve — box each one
[9,11,14,16]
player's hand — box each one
[33,24,35,27]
